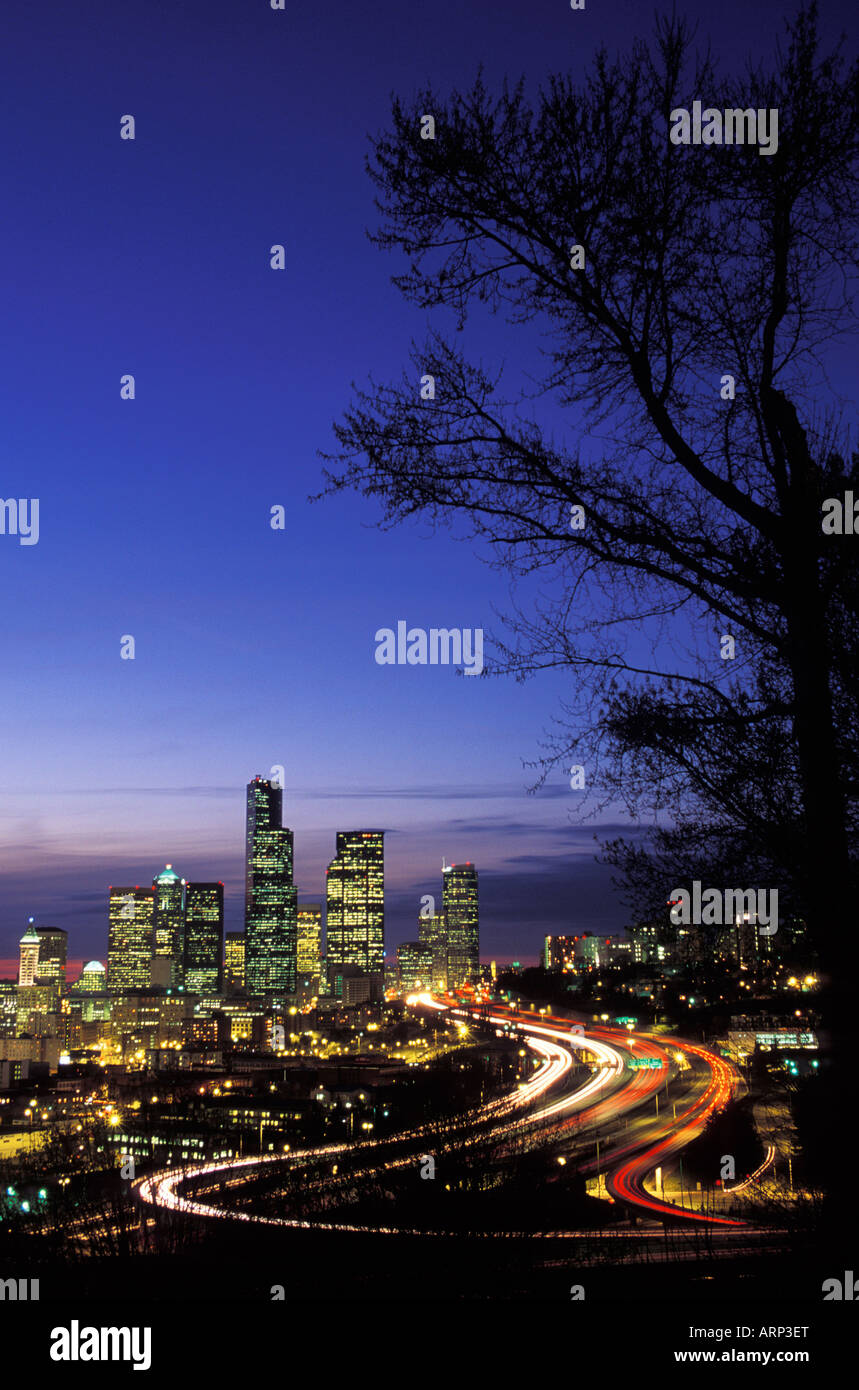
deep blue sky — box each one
[1,0,854,972]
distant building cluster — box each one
[0,775,482,1082]
[108,871,224,997]
[396,861,480,995]
[542,909,816,1010]
[543,933,631,973]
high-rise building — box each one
[153,865,186,987]
[297,904,322,976]
[545,934,577,972]
[224,933,246,993]
[325,831,385,993]
[107,887,155,994]
[29,926,68,1013]
[35,928,67,989]
[15,983,58,1037]
[443,862,479,988]
[18,924,41,987]
[726,910,765,985]
[417,912,448,992]
[184,882,225,994]
[244,777,298,998]
[397,941,434,993]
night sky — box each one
[1,0,854,974]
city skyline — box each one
[1,771,637,980]
[0,771,644,975]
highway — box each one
[456,999,748,1227]
[134,994,753,1236]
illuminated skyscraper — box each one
[184,882,225,994]
[397,941,434,993]
[417,912,448,992]
[224,933,246,993]
[35,927,67,989]
[31,926,68,1013]
[15,983,57,1037]
[153,865,186,987]
[325,831,385,991]
[297,904,322,976]
[443,862,479,988]
[107,887,155,994]
[18,923,41,987]
[244,776,298,998]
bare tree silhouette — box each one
[320,5,858,1224]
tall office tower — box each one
[714,921,737,966]
[18,923,41,986]
[184,882,225,994]
[397,941,434,994]
[15,983,58,1038]
[443,862,479,988]
[35,928,67,988]
[244,776,298,998]
[153,865,187,987]
[297,904,322,976]
[734,911,761,977]
[32,926,68,1011]
[107,887,155,994]
[417,912,448,992]
[224,933,246,992]
[325,832,385,992]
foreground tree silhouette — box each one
[321,7,858,1224]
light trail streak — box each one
[727,1144,775,1194]
[137,1020,582,1230]
[603,1042,748,1226]
[475,1005,751,1228]
[136,997,753,1236]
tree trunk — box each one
[781,446,854,1244]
